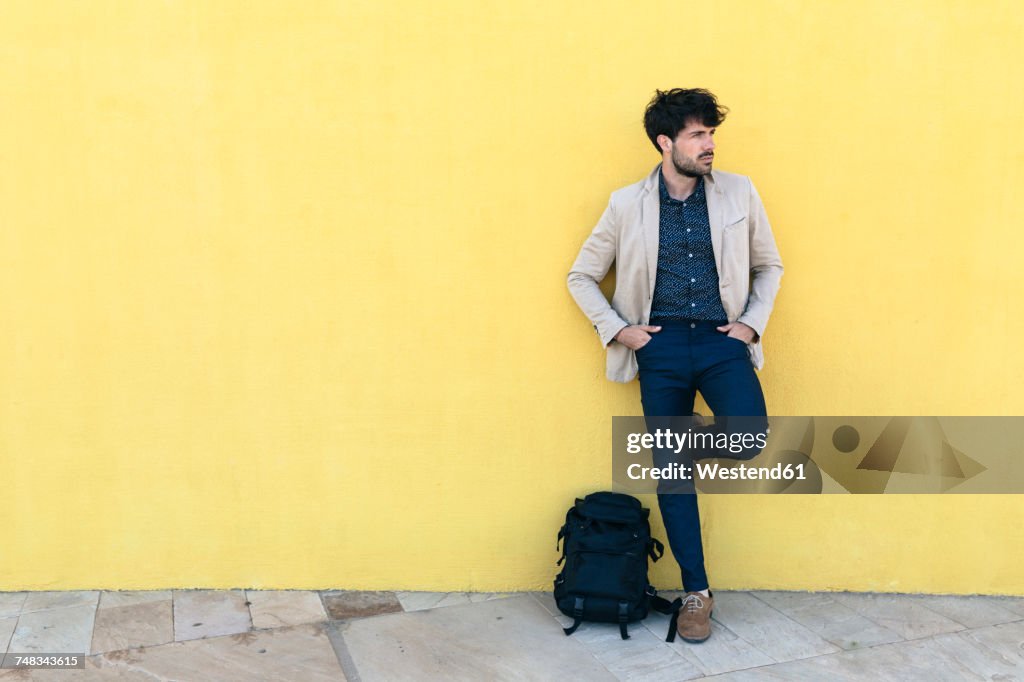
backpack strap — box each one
[648,538,665,562]
[556,526,567,565]
[617,601,630,640]
[562,596,585,636]
[649,592,683,643]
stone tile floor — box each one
[1,589,1023,680]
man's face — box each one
[664,119,716,177]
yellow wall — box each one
[2,0,1023,593]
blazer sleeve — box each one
[567,198,630,347]
[736,178,783,339]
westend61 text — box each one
[627,462,807,481]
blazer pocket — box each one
[719,217,750,289]
[723,215,748,231]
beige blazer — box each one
[568,165,783,383]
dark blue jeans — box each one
[635,318,767,592]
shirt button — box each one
[691,303,696,308]
[686,228,691,233]
[690,278,696,283]
[688,253,693,258]
[690,323,696,329]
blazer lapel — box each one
[705,173,725,275]
[641,167,660,293]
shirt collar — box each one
[659,168,706,204]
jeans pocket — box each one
[637,332,656,350]
[635,336,656,367]
[722,334,749,353]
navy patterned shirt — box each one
[650,171,728,321]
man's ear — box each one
[656,134,673,153]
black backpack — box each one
[553,491,683,641]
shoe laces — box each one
[682,593,705,613]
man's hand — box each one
[614,325,662,350]
[716,321,757,344]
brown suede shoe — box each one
[677,591,714,643]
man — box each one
[567,88,783,643]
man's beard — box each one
[672,151,713,177]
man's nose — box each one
[705,138,716,151]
